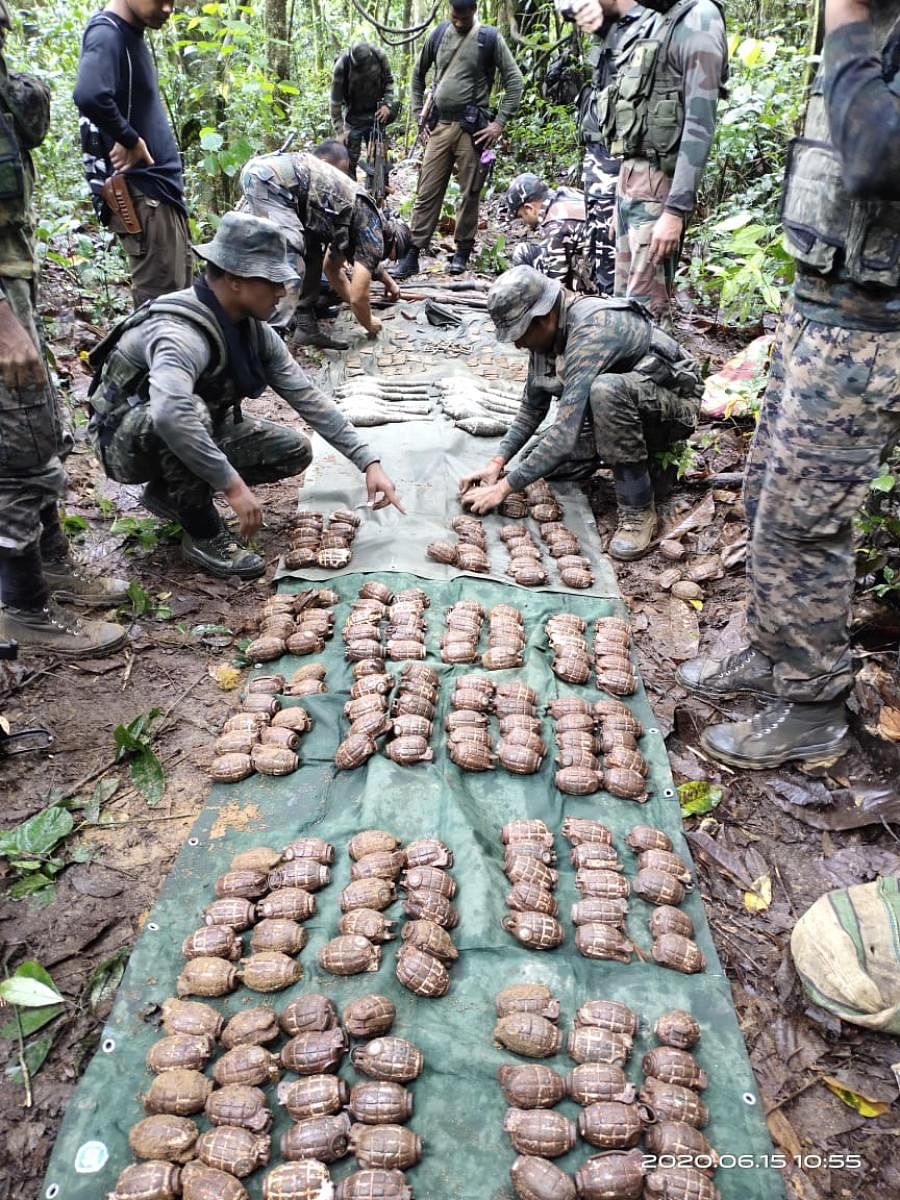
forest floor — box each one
[1,202,899,1200]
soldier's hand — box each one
[375,105,391,123]
[461,477,511,515]
[649,211,684,267]
[458,458,505,495]
[110,137,155,172]
[365,462,406,513]
[473,121,503,150]
[0,303,44,388]
[366,318,383,338]
[571,0,606,33]
[223,478,263,538]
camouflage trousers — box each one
[581,147,618,296]
[614,159,677,324]
[744,303,900,701]
[0,276,67,553]
[100,398,313,514]
[238,163,307,329]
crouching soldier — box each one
[459,264,700,560]
[88,212,404,580]
[506,172,596,293]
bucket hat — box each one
[193,212,301,285]
[487,265,562,342]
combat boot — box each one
[0,601,126,658]
[700,699,851,770]
[608,503,657,561]
[42,554,130,608]
[141,482,180,524]
[182,529,265,580]
[677,647,776,700]
[448,247,471,275]
[290,309,349,351]
[388,247,420,280]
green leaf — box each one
[200,130,224,151]
[678,780,724,817]
[87,947,130,1015]
[5,1032,56,1083]
[130,749,166,807]
[125,580,150,616]
[0,974,64,1008]
[870,473,896,493]
[276,82,299,94]
[7,874,56,901]
[0,1003,63,1040]
[0,807,74,861]
[61,513,89,537]
[70,777,120,825]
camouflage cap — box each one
[192,212,301,285]
[487,265,562,342]
[504,172,545,215]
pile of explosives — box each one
[427,513,489,572]
[548,696,648,800]
[210,676,321,783]
[482,602,525,670]
[629,827,706,975]
[524,480,563,523]
[498,523,549,588]
[342,582,390,664]
[494,681,545,775]
[384,585,429,663]
[335,659,439,770]
[446,673,495,771]
[501,818,564,951]
[385,665,438,765]
[332,374,522,436]
[283,508,361,571]
[440,599,484,665]
[397,838,459,998]
[245,589,337,663]
[546,613,591,685]
[566,822,634,965]
[492,983,718,1200]
[594,616,636,696]
[539,520,594,590]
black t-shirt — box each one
[73,12,186,213]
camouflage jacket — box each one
[532,187,595,292]
[498,292,653,490]
[578,5,655,169]
[93,290,377,491]
[330,46,399,131]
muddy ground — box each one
[1,232,899,1200]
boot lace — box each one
[718,648,757,681]
[617,509,650,533]
[747,702,792,737]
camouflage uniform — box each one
[577,6,655,294]
[495,291,701,492]
[740,16,900,704]
[511,187,595,293]
[596,0,727,319]
[0,7,63,556]
[330,43,399,178]
[91,286,379,513]
[238,151,384,327]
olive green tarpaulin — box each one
[42,424,784,1200]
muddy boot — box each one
[0,601,126,658]
[448,247,471,275]
[388,246,420,280]
[182,529,265,579]
[291,309,349,351]
[42,554,130,608]
[609,503,657,560]
[677,647,776,700]
[700,699,851,770]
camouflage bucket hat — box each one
[192,212,301,285]
[504,172,544,216]
[488,265,562,342]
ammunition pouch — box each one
[0,107,23,201]
[638,326,703,398]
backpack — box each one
[425,21,499,92]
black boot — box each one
[448,247,471,275]
[700,699,851,770]
[677,647,776,700]
[291,308,349,351]
[389,247,420,280]
[609,463,656,560]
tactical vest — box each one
[88,290,256,444]
[597,0,714,175]
[339,49,390,119]
[0,58,50,206]
[780,69,900,287]
[577,9,657,146]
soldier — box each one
[573,0,727,320]
[676,0,900,768]
[238,150,402,349]
[88,212,404,581]
[458,265,701,559]
[505,172,595,293]
[74,0,192,308]
[0,0,127,656]
[330,41,399,180]
[569,0,655,294]
[391,0,523,278]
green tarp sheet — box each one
[42,418,783,1200]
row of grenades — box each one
[283,507,361,571]
[502,818,564,950]
[499,522,549,588]
[211,674,318,784]
[440,597,485,665]
[177,840,335,1000]
[520,481,595,590]
[549,695,647,799]
[593,616,637,698]
[246,588,338,664]
[492,985,719,1200]
[426,512,489,572]
[335,662,439,769]
[483,601,526,670]
[112,989,424,1200]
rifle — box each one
[278,128,300,154]
[409,88,435,159]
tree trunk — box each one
[266,0,290,81]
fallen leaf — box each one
[210,662,241,691]
[877,706,900,742]
[678,780,724,817]
[661,491,716,541]
[821,1076,891,1118]
[766,1107,804,1159]
[744,873,772,913]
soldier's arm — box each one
[256,324,379,471]
[663,3,728,216]
[73,22,139,150]
[539,219,575,285]
[145,325,241,492]
[381,55,399,119]
[823,14,900,199]
[329,56,347,134]
[493,35,525,126]
[411,39,432,118]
